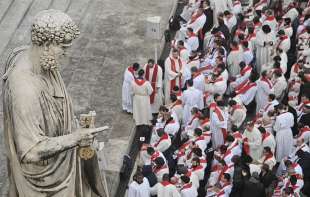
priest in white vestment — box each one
[150,174,181,197]
[128,173,151,197]
[164,49,184,104]
[255,25,276,74]
[143,59,163,114]
[210,0,233,26]
[243,122,262,161]
[273,105,294,162]
[182,79,204,125]
[132,70,153,126]
[210,101,228,148]
[122,63,139,113]
[191,66,205,93]
[227,41,243,77]
[255,71,274,113]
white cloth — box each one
[237,83,257,106]
[193,73,205,93]
[181,87,204,125]
[143,64,163,114]
[262,133,276,154]
[243,127,262,161]
[255,78,274,113]
[186,36,199,52]
[151,182,181,197]
[180,184,198,197]
[210,0,233,26]
[255,30,276,73]
[132,80,153,125]
[128,178,151,197]
[205,77,227,95]
[224,15,237,32]
[122,67,135,112]
[274,112,294,162]
[229,105,246,128]
[273,76,287,100]
[243,49,254,65]
[227,48,243,77]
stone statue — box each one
[2,10,109,197]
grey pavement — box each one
[0,0,176,196]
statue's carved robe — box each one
[3,47,107,197]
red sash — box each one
[192,165,204,172]
[254,0,267,9]
[236,82,256,95]
[292,63,301,74]
[145,64,159,104]
[235,79,249,92]
[233,132,243,140]
[181,183,192,190]
[160,180,171,187]
[233,1,241,6]
[246,33,256,41]
[240,66,252,76]
[194,136,205,143]
[135,79,146,86]
[265,15,275,21]
[154,164,168,174]
[169,57,182,94]
[151,151,160,161]
[198,64,213,73]
[154,133,169,147]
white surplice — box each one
[243,127,262,161]
[210,107,228,149]
[128,178,151,197]
[151,182,181,197]
[132,79,153,125]
[255,77,274,113]
[255,30,276,73]
[122,67,135,113]
[181,87,204,125]
[273,112,294,162]
[227,47,243,77]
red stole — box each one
[265,15,275,21]
[240,66,252,76]
[292,63,301,74]
[233,132,243,140]
[171,100,182,109]
[235,79,249,92]
[214,107,227,140]
[194,136,205,143]
[277,35,288,49]
[263,153,273,163]
[243,138,250,155]
[298,126,310,138]
[160,180,171,187]
[262,132,270,142]
[233,1,241,6]
[151,151,160,161]
[169,57,182,94]
[154,133,169,147]
[128,66,135,76]
[145,64,159,104]
[188,113,200,125]
[181,183,192,191]
[246,33,256,41]
[189,12,203,24]
[217,183,231,196]
[236,81,257,95]
[135,79,146,86]
[261,76,273,89]
[192,165,204,172]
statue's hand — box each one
[75,126,109,147]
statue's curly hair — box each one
[31,9,80,46]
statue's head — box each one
[31,10,80,70]
[31,9,79,46]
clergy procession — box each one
[123,0,310,196]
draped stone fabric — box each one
[3,47,106,197]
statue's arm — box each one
[22,132,79,163]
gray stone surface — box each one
[0,0,176,196]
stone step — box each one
[66,0,92,24]
[0,0,34,56]
[49,0,71,12]
[0,0,13,24]
[7,0,53,49]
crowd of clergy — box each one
[122,0,310,196]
